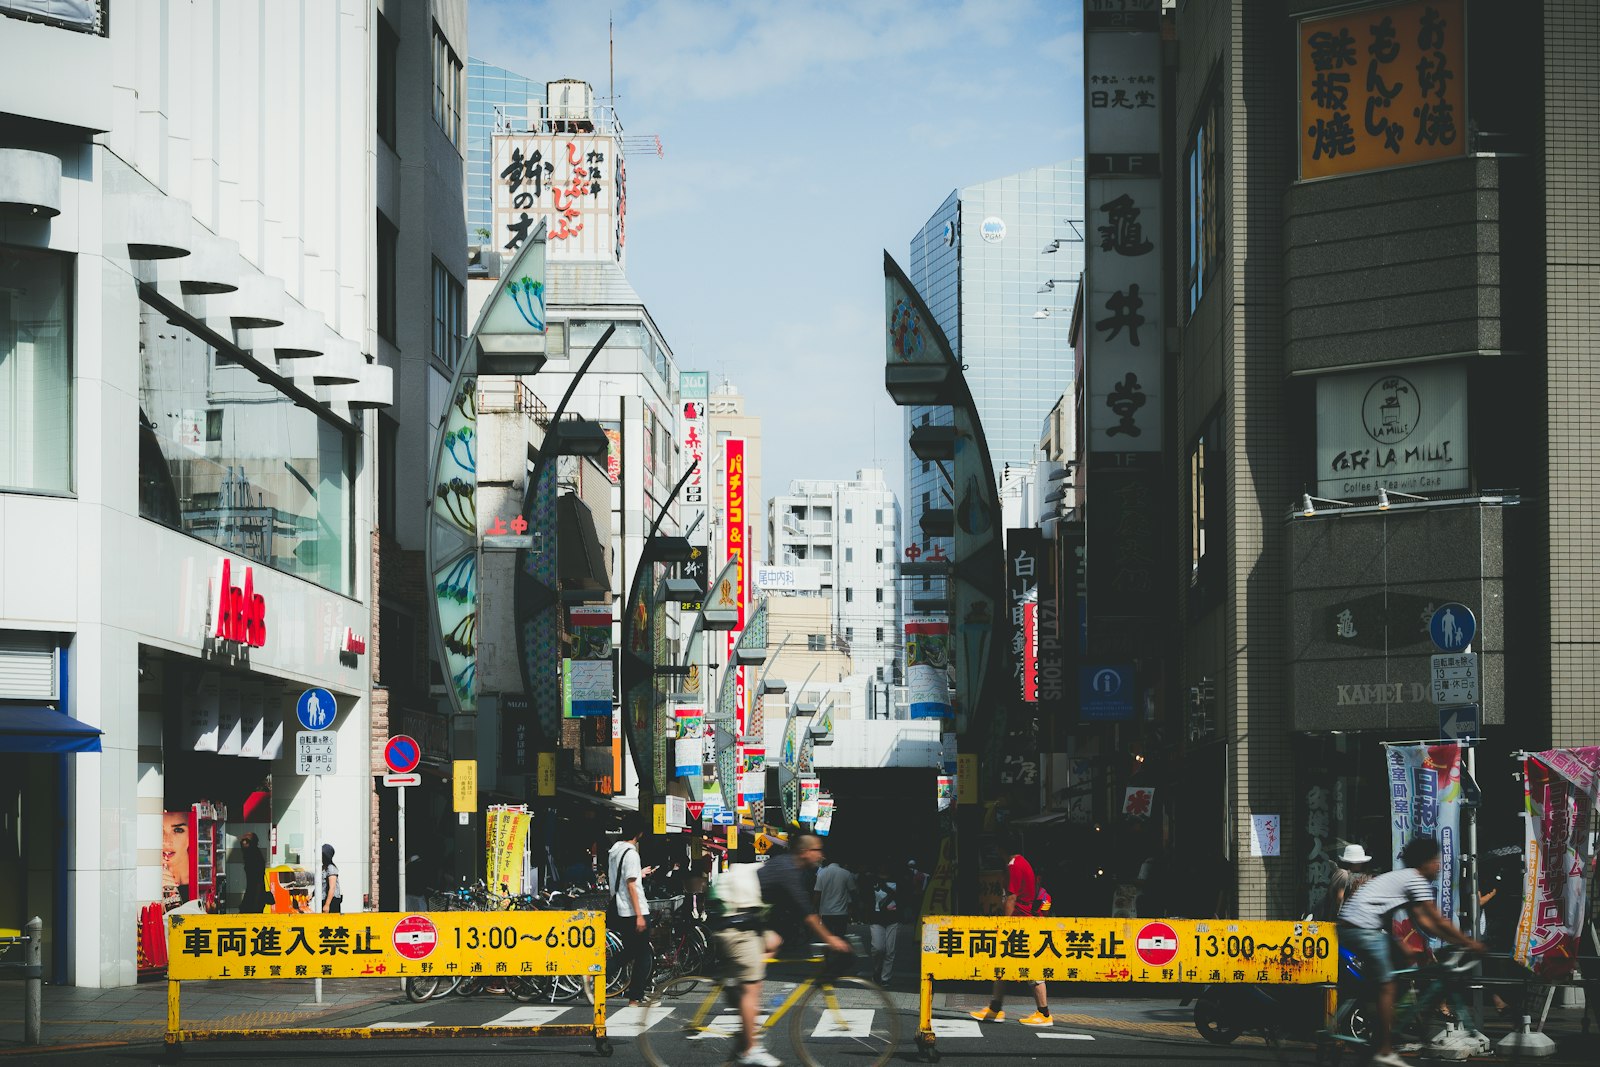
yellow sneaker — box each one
[1018,1011,1053,1027]
[969,1007,1005,1023]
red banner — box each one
[1514,747,1600,980]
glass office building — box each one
[904,161,1084,595]
[466,57,542,245]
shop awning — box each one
[0,706,103,754]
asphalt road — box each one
[1,993,1340,1067]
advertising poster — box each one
[1514,747,1600,980]
[1387,743,1464,940]
[799,776,820,822]
[906,618,952,719]
[741,746,765,806]
[673,704,704,779]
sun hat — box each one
[1337,843,1372,865]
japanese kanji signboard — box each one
[492,132,625,263]
[920,916,1337,984]
[167,911,604,981]
[1298,0,1467,181]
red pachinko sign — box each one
[724,438,748,740]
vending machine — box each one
[187,801,226,913]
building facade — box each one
[465,57,541,248]
[904,162,1084,599]
[767,469,902,686]
[0,0,392,984]
[1153,0,1597,920]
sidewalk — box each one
[0,978,400,1054]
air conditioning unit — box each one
[546,79,594,126]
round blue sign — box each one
[296,688,338,731]
[1429,602,1476,652]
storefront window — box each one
[0,246,73,494]
[137,301,354,594]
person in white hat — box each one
[1320,842,1374,920]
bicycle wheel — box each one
[508,975,548,1002]
[637,975,743,1067]
[405,975,441,1002]
[791,976,900,1067]
[605,930,633,998]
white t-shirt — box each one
[815,864,857,916]
[608,841,649,918]
[1337,867,1433,930]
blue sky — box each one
[471,0,1082,502]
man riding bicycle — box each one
[711,834,851,1067]
[1337,835,1485,1066]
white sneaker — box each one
[736,1045,783,1067]
[1370,1053,1409,1066]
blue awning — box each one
[0,706,103,754]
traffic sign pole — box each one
[313,770,322,1004]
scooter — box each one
[1184,946,1366,1046]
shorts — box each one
[715,927,766,985]
[1339,925,1396,984]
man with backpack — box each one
[607,815,656,1007]
[970,832,1054,1027]
[711,834,851,1066]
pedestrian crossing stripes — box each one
[933,1016,1094,1040]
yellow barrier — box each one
[914,916,1338,1060]
[165,910,610,1054]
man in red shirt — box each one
[970,833,1052,1027]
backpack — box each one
[710,862,765,916]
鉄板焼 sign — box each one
[920,916,1337,984]
[167,911,604,981]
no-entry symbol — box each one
[392,915,439,960]
[1135,921,1180,967]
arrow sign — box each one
[1439,704,1481,742]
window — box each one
[1,245,72,494]
[845,588,854,603]
[845,548,854,563]
[845,508,853,523]
[137,299,355,593]
[432,24,463,148]
[1188,408,1226,614]
[378,414,399,537]
[432,259,464,367]
[875,548,883,563]
[922,460,930,473]
[807,634,826,652]
[921,491,930,512]
[376,212,398,343]
[876,627,884,643]
[376,15,398,149]
[845,627,854,642]
[1186,91,1222,316]
[875,588,884,603]
[876,509,884,524]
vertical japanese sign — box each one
[1386,744,1463,936]
[493,132,625,264]
[680,370,709,540]
[1298,0,1467,181]
[1084,0,1165,649]
[1007,530,1043,703]
[1514,748,1600,980]
[723,438,749,738]
[1035,536,1067,721]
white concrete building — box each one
[0,1,397,985]
[767,469,901,687]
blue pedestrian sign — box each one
[1439,704,1481,742]
[1429,602,1476,652]
[296,688,338,731]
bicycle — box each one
[637,939,900,1067]
[1316,945,1488,1065]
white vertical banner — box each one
[190,672,220,752]
[240,679,265,758]
[261,684,285,761]
[217,678,243,755]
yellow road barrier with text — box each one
[914,916,1337,1060]
[165,910,611,1054]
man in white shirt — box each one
[607,814,655,1006]
[813,856,857,976]
[1337,836,1484,1066]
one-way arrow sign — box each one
[1439,703,1481,742]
